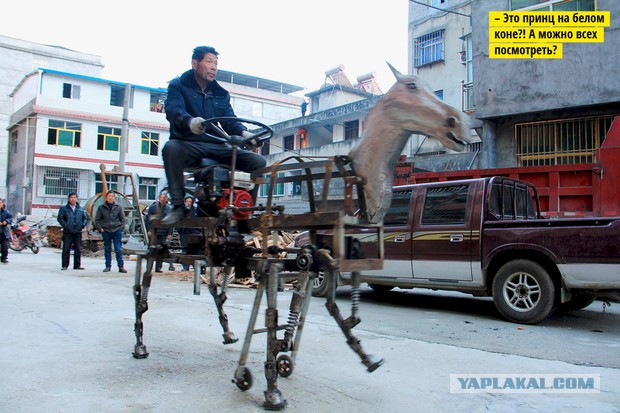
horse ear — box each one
[386,62,404,81]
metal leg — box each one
[290,271,314,363]
[263,262,286,411]
[324,270,384,372]
[207,266,238,344]
[132,254,154,359]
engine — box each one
[194,165,255,219]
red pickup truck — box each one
[305,176,620,324]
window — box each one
[489,179,538,220]
[344,120,359,140]
[515,115,615,166]
[42,167,79,196]
[421,185,469,225]
[511,0,595,11]
[414,30,444,67]
[383,190,412,225]
[434,90,444,100]
[62,83,81,99]
[283,135,295,151]
[97,126,121,151]
[150,91,166,113]
[110,84,133,107]
[48,120,81,147]
[259,173,285,197]
[139,177,158,201]
[141,131,159,156]
[95,173,118,194]
[11,132,18,155]
[462,34,474,112]
[260,142,270,156]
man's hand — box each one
[189,117,207,135]
[241,130,263,150]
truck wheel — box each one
[312,271,329,297]
[492,259,555,324]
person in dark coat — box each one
[95,191,127,273]
[161,45,266,225]
[57,192,89,270]
[146,191,173,273]
[0,198,13,264]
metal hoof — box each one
[132,344,149,359]
[222,332,239,344]
[263,389,287,411]
[365,355,384,373]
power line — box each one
[408,0,471,18]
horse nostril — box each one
[446,131,457,140]
[447,117,457,128]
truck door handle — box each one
[450,234,464,242]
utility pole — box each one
[119,83,131,192]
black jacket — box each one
[57,202,89,234]
[0,207,12,239]
[165,69,246,142]
[95,202,125,233]
[146,201,172,236]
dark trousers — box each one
[61,232,82,268]
[102,229,124,269]
[162,139,266,206]
[155,233,168,271]
[0,233,8,262]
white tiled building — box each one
[7,68,304,217]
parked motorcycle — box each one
[9,215,43,254]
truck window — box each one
[421,185,469,225]
[490,180,538,220]
[384,190,412,225]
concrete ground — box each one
[1,247,619,413]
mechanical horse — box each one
[131,63,473,410]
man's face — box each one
[106,192,116,203]
[184,198,194,208]
[192,53,218,84]
[69,195,77,205]
[159,193,168,204]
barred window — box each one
[139,177,158,201]
[515,115,616,166]
[141,131,159,156]
[48,120,81,147]
[97,126,121,151]
[40,167,83,196]
[414,30,444,67]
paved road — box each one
[1,247,619,412]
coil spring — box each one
[140,286,149,303]
[221,269,234,291]
[284,311,300,339]
[350,286,360,315]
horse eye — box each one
[406,82,417,90]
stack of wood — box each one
[46,225,63,248]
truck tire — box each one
[492,259,555,324]
[312,271,329,297]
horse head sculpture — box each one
[349,63,474,223]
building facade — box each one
[7,67,304,217]
[0,35,104,200]
[473,0,620,169]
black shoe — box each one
[103,267,111,273]
[74,267,85,270]
[161,205,186,225]
[119,267,128,273]
[1,260,8,264]
[155,269,163,273]
[61,267,68,270]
